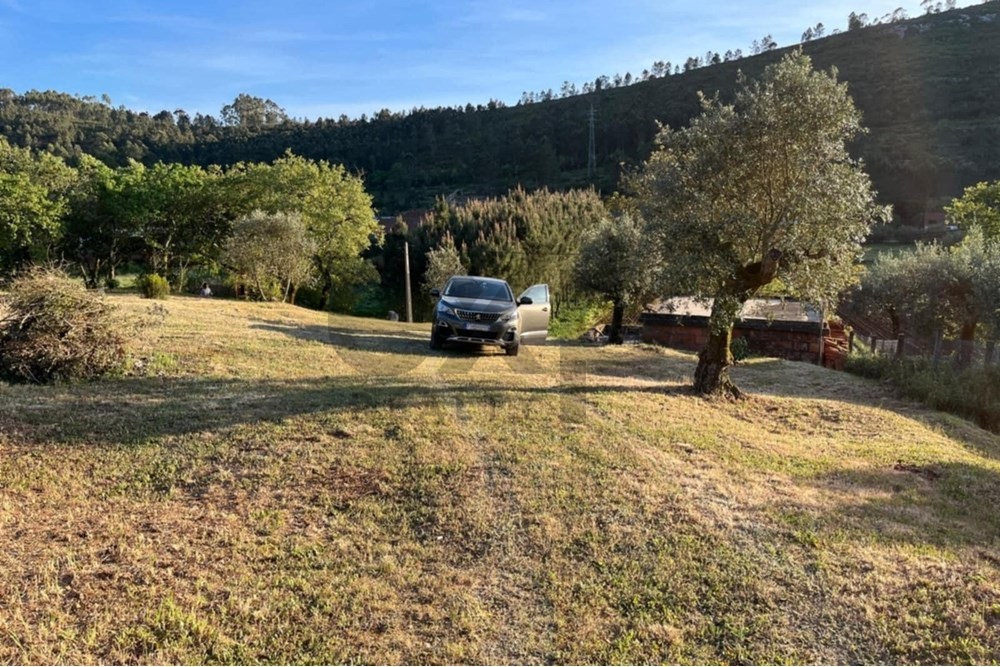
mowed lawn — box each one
[1,295,999,664]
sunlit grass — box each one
[0,295,998,663]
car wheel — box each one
[429,333,443,350]
[505,344,519,357]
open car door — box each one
[517,284,550,343]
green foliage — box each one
[945,180,1000,244]
[222,210,316,302]
[845,352,1000,433]
[575,213,659,343]
[62,156,144,287]
[227,152,377,304]
[730,336,751,362]
[0,267,136,383]
[421,232,466,302]
[0,137,75,270]
[851,230,1000,344]
[325,256,380,313]
[137,273,171,299]
[548,299,610,339]
[575,213,658,308]
[220,94,288,130]
[416,186,606,300]
[128,162,231,289]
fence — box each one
[848,329,997,367]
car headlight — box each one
[437,303,456,317]
[501,309,519,322]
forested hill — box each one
[1,2,998,214]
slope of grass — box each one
[1,295,998,664]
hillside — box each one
[0,295,998,663]
[1,3,998,213]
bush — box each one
[137,273,170,299]
[0,267,138,383]
[730,336,751,362]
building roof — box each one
[642,297,823,331]
[647,297,822,323]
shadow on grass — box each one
[251,320,561,376]
[1,374,691,448]
[809,461,1000,551]
[737,358,1000,462]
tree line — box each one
[1,138,377,305]
[1,1,997,216]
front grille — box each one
[453,330,501,341]
[454,309,501,323]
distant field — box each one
[1,295,998,664]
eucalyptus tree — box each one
[629,51,886,396]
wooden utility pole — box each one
[404,241,413,323]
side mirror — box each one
[430,288,440,298]
[517,296,533,306]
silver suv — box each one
[429,276,550,356]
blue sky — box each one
[1,0,944,120]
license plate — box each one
[465,323,491,332]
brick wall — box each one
[641,321,824,363]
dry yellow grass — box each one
[1,294,998,664]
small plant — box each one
[0,267,138,383]
[730,336,751,363]
[137,273,171,299]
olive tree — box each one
[575,214,659,344]
[223,210,315,302]
[629,51,886,397]
[422,232,466,302]
[945,180,1000,244]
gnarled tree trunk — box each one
[693,249,783,398]
[955,321,977,368]
[608,301,626,345]
[693,298,742,398]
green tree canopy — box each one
[120,161,229,288]
[945,180,1000,244]
[0,137,75,269]
[228,152,377,304]
[854,232,1000,366]
[62,156,143,286]
[222,210,316,302]
[575,214,659,344]
[416,186,606,301]
[422,232,467,304]
[628,50,886,396]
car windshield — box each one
[444,278,513,302]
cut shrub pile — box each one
[0,267,137,383]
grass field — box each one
[1,294,999,664]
